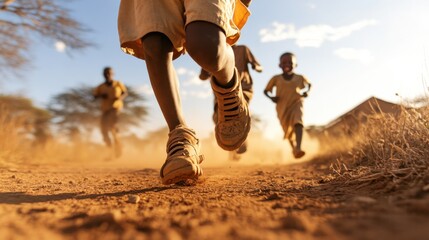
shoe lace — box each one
[218,89,243,122]
[166,126,203,163]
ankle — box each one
[211,69,239,93]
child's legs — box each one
[100,112,111,147]
[186,21,235,86]
[141,32,186,131]
[108,109,119,145]
[294,123,304,150]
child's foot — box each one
[236,141,248,154]
[293,148,305,159]
[211,68,251,151]
[229,151,241,161]
[160,125,204,185]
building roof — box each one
[324,96,403,131]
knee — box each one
[186,23,226,72]
[187,39,223,70]
[141,33,173,61]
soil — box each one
[1,157,429,240]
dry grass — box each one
[0,106,31,163]
[0,105,109,166]
[331,104,429,192]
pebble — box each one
[127,194,140,204]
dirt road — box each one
[1,159,429,240]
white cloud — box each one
[259,19,378,48]
[176,67,189,75]
[184,75,208,87]
[177,66,209,87]
[55,41,66,53]
[136,84,154,96]
[334,48,374,64]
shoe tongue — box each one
[168,125,195,137]
[166,127,197,152]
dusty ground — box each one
[1,157,429,240]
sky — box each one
[3,0,429,139]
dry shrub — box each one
[0,104,113,166]
[0,106,32,163]
[333,105,429,192]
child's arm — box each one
[264,90,279,103]
[93,85,108,100]
[199,69,211,80]
[253,64,263,73]
[116,82,128,101]
[119,85,128,101]
[245,46,263,73]
[300,76,311,98]
[264,77,278,103]
[301,83,311,98]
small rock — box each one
[127,194,140,204]
[423,184,429,192]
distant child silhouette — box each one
[264,52,311,159]
[93,67,128,158]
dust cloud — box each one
[115,130,322,169]
[0,123,322,172]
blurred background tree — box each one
[48,85,148,141]
[0,94,52,144]
[0,0,91,75]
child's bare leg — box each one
[186,21,235,87]
[288,138,295,149]
[186,21,251,151]
[292,124,305,159]
[100,115,111,147]
[141,32,185,131]
[294,124,304,151]
[111,126,122,158]
[141,32,203,185]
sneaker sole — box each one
[215,117,251,151]
[161,164,203,185]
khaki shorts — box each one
[118,0,250,60]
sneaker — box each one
[160,125,204,185]
[211,68,251,151]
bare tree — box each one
[0,0,91,74]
